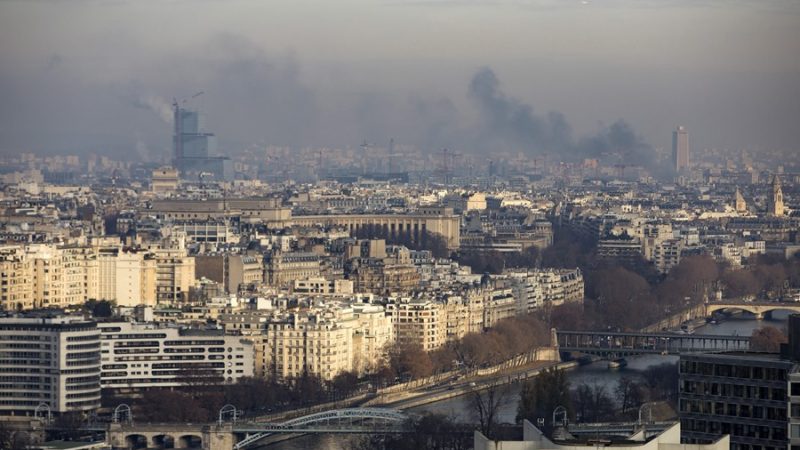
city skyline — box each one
[0,1,798,161]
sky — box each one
[0,0,798,164]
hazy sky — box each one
[0,0,798,162]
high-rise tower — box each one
[172,101,232,181]
[672,126,689,172]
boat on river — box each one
[608,358,628,369]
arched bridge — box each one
[107,424,216,450]
[706,301,800,320]
[107,408,410,450]
[556,330,750,357]
[234,407,410,449]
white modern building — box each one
[475,421,728,450]
[0,316,102,416]
[97,321,254,392]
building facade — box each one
[0,316,101,416]
[679,352,790,449]
[98,321,254,392]
[673,125,690,172]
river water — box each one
[266,311,790,449]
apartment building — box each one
[0,316,102,416]
[266,251,321,287]
[293,278,354,295]
[26,244,98,309]
[653,238,683,274]
[261,310,355,382]
[506,273,545,313]
[97,321,254,392]
[347,245,420,295]
[114,251,157,307]
[0,245,34,311]
[442,292,485,340]
[386,298,447,351]
[152,247,195,304]
[351,303,393,375]
[533,268,584,307]
[484,287,517,328]
[227,254,263,293]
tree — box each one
[471,382,510,439]
[590,266,654,329]
[353,413,471,450]
[517,368,572,430]
[751,326,787,352]
[83,299,115,318]
[550,302,592,330]
[615,376,644,417]
[721,269,760,299]
[641,362,679,402]
[387,342,433,380]
[138,389,209,422]
[572,382,614,423]
[331,371,359,399]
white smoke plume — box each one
[131,94,173,124]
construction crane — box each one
[614,164,627,179]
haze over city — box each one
[1,0,799,162]
[2,1,800,450]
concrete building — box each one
[98,321,254,392]
[0,316,101,416]
[114,251,157,307]
[653,238,683,274]
[151,167,179,193]
[152,246,195,304]
[475,421,728,450]
[147,201,461,249]
[172,104,232,181]
[673,125,690,172]
[227,254,263,293]
[293,278,354,295]
[175,221,234,245]
[679,352,791,449]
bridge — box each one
[705,300,800,320]
[555,330,750,356]
[106,408,410,450]
[233,407,409,449]
[568,420,674,437]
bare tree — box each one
[471,382,510,439]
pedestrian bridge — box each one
[107,408,410,450]
[555,330,750,357]
[705,300,800,320]
[233,407,409,449]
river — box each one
[265,311,789,449]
